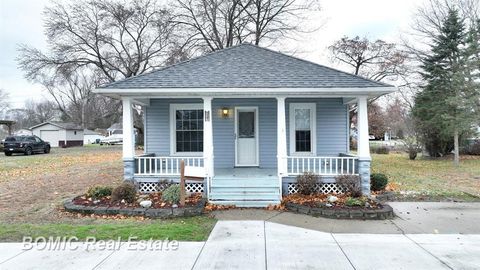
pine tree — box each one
[413,9,480,164]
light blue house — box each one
[95,44,395,207]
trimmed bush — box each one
[372,146,390,154]
[86,185,113,199]
[345,197,364,207]
[296,172,319,195]
[111,182,136,203]
[162,184,181,204]
[336,175,362,197]
[370,173,388,191]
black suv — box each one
[3,136,51,156]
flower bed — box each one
[64,193,206,218]
[283,194,394,220]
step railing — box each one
[134,156,204,176]
[286,156,358,176]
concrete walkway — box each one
[1,221,479,270]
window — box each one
[289,103,316,155]
[171,104,204,154]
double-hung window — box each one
[170,104,203,155]
[289,103,316,155]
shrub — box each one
[465,141,480,155]
[296,172,319,195]
[370,173,388,191]
[111,182,137,203]
[86,185,113,199]
[372,145,390,154]
[162,184,181,204]
[345,197,364,207]
[402,136,422,160]
[336,175,362,197]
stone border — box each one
[63,197,207,218]
[285,202,394,220]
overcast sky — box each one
[0,0,422,108]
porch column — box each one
[122,97,135,181]
[276,97,288,176]
[356,96,371,195]
[203,97,214,178]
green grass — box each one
[0,216,216,242]
[371,153,480,200]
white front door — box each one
[235,107,259,166]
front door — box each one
[235,107,259,166]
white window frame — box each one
[289,103,316,156]
[170,103,204,156]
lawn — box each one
[0,216,215,242]
[372,153,480,200]
[0,146,216,241]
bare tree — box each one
[17,0,178,129]
[175,0,319,51]
[24,100,59,124]
[0,89,9,118]
[329,36,408,82]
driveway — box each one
[1,220,479,270]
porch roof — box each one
[96,44,395,96]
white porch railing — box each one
[286,156,358,176]
[134,156,205,176]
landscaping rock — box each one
[327,195,338,203]
[140,200,152,208]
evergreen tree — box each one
[413,9,480,163]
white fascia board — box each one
[93,87,396,98]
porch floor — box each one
[215,168,277,180]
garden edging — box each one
[285,202,394,220]
[63,197,207,218]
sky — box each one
[0,0,422,109]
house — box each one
[30,122,84,147]
[83,129,105,144]
[94,44,395,207]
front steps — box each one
[208,176,281,207]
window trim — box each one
[289,103,316,156]
[170,103,204,156]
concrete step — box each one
[208,200,281,208]
[209,192,280,201]
[211,186,280,193]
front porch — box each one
[122,95,371,207]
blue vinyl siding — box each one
[286,98,349,156]
[145,97,348,168]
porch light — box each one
[221,107,229,118]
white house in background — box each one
[14,129,33,136]
[30,122,84,147]
[83,129,105,144]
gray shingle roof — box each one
[30,121,83,130]
[99,44,390,89]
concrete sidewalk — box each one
[213,202,480,234]
[1,221,479,270]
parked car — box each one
[3,135,51,156]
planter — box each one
[64,197,207,219]
[284,202,394,220]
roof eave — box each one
[93,87,396,99]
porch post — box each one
[276,97,288,176]
[356,96,371,195]
[122,97,135,181]
[203,97,214,178]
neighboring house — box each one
[83,129,105,144]
[30,122,84,147]
[95,44,395,207]
[14,129,33,136]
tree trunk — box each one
[454,129,459,166]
